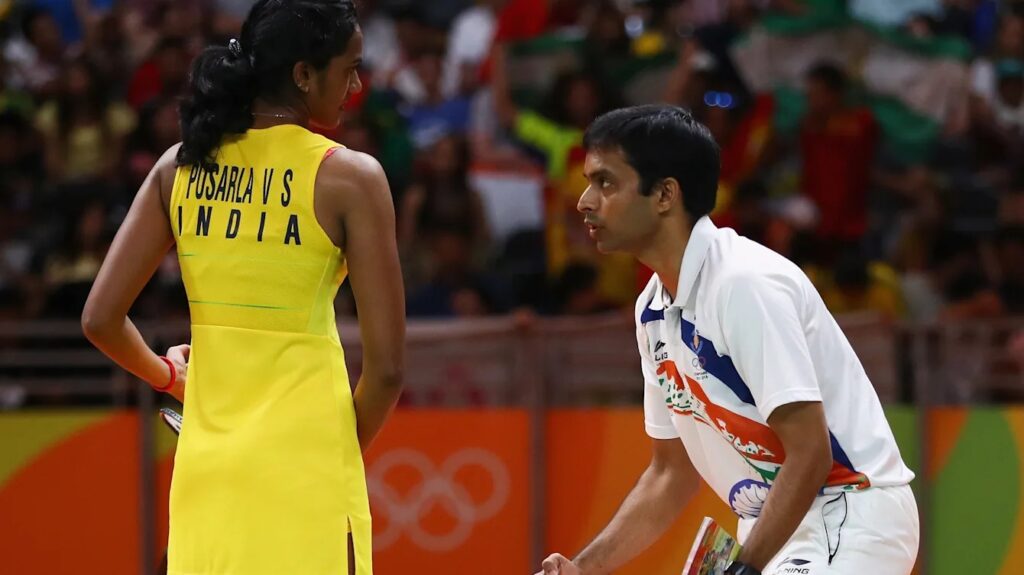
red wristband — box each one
[154,356,176,392]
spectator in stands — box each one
[407,224,503,317]
[902,230,1003,321]
[662,37,712,112]
[0,55,36,120]
[0,256,27,319]
[126,37,191,109]
[398,47,473,149]
[212,0,262,34]
[0,0,1019,327]
[820,252,906,320]
[126,1,205,66]
[904,11,942,39]
[663,36,777,234]
[970,4,1024,117]
[760,195,821,276]
[492,38,635,307]
[82,9,134,98]
[127,97,180,188]
[713,178,770,242]
[397,135,485,246]
[990,58,1024,132]
[372,6,437,104]
[359,0,401,79]
[443,0,504,96]
[399,133,489,259]
[4,6,65,99]
[490,0,548,46]
[36,57,135,186]
[692,0,764,101]
[800,61,879,262]
[582,0,631,59]
[999,175,1024,224]
[850,0,942,29]
[35,200,111,318]
[551,262,615,315]
[969,56,1024,170]
[0,111,43,235]
[336,110,379,156]
[31,0,115,45]
[0,109,41,319]
[994,225,1024,313]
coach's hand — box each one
[164,344,190,403]
[535,553,580,575]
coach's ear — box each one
[655,177,682,215]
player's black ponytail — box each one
[176,0,359,168]
[176,41,255,168]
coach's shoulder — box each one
[634,272,662,322]
[713,268,808,330]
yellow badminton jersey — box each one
[166,125,371,574]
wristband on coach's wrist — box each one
[154,356,176,392]
[724,561,761,575]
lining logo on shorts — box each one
[778,557,812,574]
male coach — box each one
[536,105,918,575]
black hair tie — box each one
[228,38,243,58]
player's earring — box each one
[298,84,309,93]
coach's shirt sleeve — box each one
[638,320,679,439]
[718,273,823,422]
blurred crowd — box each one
[1,0,1023,326]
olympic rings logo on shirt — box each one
[367,448,511,552]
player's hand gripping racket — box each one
[156,408,180,575]
[160,408,183,435]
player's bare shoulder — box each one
[316,146,389,206]
[150,143,184,204]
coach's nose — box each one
[577,184,598,214]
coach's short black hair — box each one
[583,105,720,220]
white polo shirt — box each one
[637,217,914,519]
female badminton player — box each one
[81,1,404,573]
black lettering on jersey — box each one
[262,169,274,205]
[227,166,240,202]
[186,165,199,199]
[240,168,254,204]
[202,165,218,200]
[214,166,229,202]
[284,214,301,245]
[226,209,242,239]
[197,205,213,236]
[176,205,182,236]
[281,169,293,207]
[257,211,266,242]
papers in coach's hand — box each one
[682,517,741,575]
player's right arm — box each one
[537,311,701,575]
[318,148,406,453]
[539,437,700,575]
